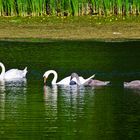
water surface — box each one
[0,40,140,139]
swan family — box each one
[43,70,95,86]
[0,62,140,88]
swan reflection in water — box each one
[43,84,94,113]
[43,85,58,120]
[43,85,58,104]
[0,79,27,120]
[43,84,95,130]
[5,78,27,92]
[0,80,5,120]
[43,84,87,108]
[43,84,89,102]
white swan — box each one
[43,70,95,85]
[0,62,27,80]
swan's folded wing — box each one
[80,74,95,85]
[5,69,26,79]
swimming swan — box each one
[124,80,140,89]
[43,70,95,85]
[70,72,110,86]
[0,62,27,80]
[84,79,110,86]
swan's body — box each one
[84,79,110,86]
[70,72,110,87]
[43,70,95,85]
[124,80,140,89]
[0,62,27,80]
[4,69,27,80]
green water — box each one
[0,40,140,139]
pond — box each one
[0,40,140,139]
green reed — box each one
[0,0,139,16]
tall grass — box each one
[0,0,139,16]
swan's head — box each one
[43,70,57,85]
[43,72,49,84]
[70,73,81,85]
[70,77,78,85]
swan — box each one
[43,70,95,85]
[84,79,110,86]
[0,62,27,80]
[124,80,140,89]
[70,72,110,86]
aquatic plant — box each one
[0,0,139,16]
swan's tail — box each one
[23,67,28,77]
[105,81,111,85]
[83,74,95,85]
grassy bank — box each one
[0,16,140,41]
[0,0,139,16]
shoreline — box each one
[1,16,140,41]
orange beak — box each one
[44,77,47,85]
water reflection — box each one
[43,85,95,138]
[0,79,27,139]
[0,80,5,121]
[0,80,5,92]
[43,85,95,111]
[124,88,140,95]
[43,85,58,114]
[0,79,27,121]
[42,84,140,139]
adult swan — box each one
[43,70,95,85]
[0,62,27,80]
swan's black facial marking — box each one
[69,80,77,85]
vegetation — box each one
[0,16,140,40]
[0,0,139,17]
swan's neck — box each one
[0,63,5,78]
[51,71,58,85]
